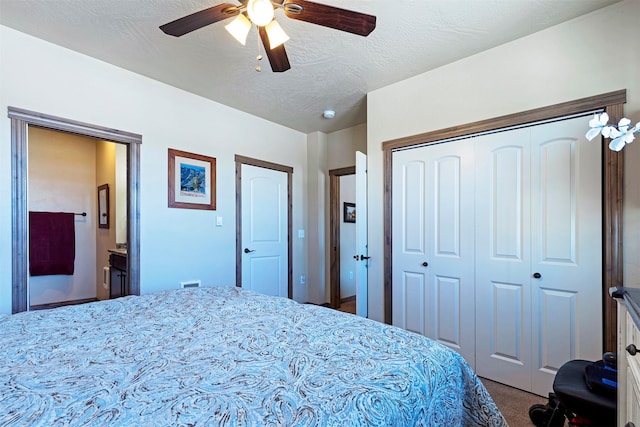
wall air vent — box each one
[180,280,201,289]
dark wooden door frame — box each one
[382,90,626,352]
[9,107,142,313]
[235,155,293,298]
[329,166,356,309]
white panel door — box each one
[475,116,602,395]
[355,151,368,318]
[392,116,601,393]
[529,117,602,395]
[241,164,288,297]
[475,128,533,390]
[392,140,476,366]
[392,156,427,335]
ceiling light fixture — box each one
[225,14,252,45]
[161,1,376,73]
[224,0,290,52]
[264,20,290,49]
[246,0,275,27]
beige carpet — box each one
[481,377,550,426]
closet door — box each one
[475,117,602,395]
[392,141,476,366]
[529,117,602,395]
[474,128,533,390]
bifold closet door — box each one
[475,116,602,395]
[474,128,534,391]
[529,117,602,395]
[391,140,476,366]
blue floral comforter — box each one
[0,287,506,426]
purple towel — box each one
[29,211,76,276]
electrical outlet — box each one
[300,275,306,285]
[349,271,353,280]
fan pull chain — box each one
[255,33,263,72]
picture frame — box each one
[168,148,216,210]
[343,202,356,223]
[98,184,109,229]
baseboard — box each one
[303,301,331,307]
[30,297,98,311]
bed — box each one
[0,286,506,426]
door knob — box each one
[244,248,255,253]
[627,344,638,356]
[360,255,371,260]
[533,272,542,279]
[422,262,429,267]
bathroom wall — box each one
[115,143,127,245]
[95,140,116,300]
[28,127,98,305]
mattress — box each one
[0,286,506,426]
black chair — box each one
[529,353,617,426]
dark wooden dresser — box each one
[108,249,127,298]
[613,286,640,426]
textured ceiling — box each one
[0,0,620,133]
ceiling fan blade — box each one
[283,0,376,37]
[258,26,291,72]
[160,4,239,37]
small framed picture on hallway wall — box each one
[344,202,356,223]
[168,148,216,210]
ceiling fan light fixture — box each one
[159,1,376,73]
[225,14,252,45]
[247,0,275,27]
[265,20,290,49]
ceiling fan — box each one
[160,0,376,72]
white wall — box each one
[0,25,308,314]
[315,124,368,304]
[115,143,127,245]
[339,174,356,298]
[366,0,640,322]
[306,131,327,304]
[27,128,97,305]
[327,123,367,169]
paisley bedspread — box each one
[0,287,506,426]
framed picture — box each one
[168,148,216,210]
[343,202,356,223]
[98,184,109,229]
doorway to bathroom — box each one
[27,127,128,309]
[9,107,141,313]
